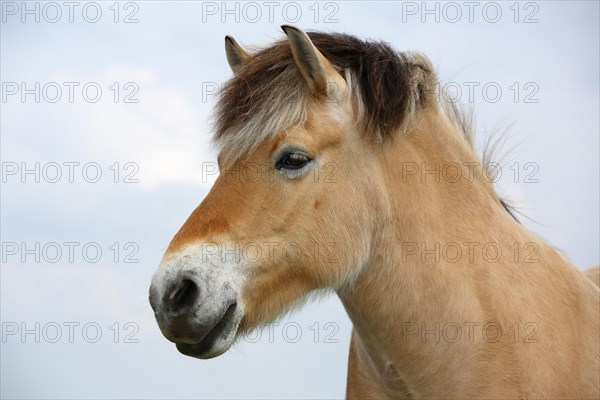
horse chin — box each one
[175,307,242,360]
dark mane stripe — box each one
[303,32,435,137]
[213,32,436,150]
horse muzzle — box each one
[149,257,243,359]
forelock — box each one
[211,32,438,162]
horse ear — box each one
[281,25,337,95]
[225,36,251,74]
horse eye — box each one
[275,152,312,170]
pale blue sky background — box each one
[1,1,599,399]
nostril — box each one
[167,279,199,314]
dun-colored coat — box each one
[150,26,600,399]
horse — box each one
[149,26,600,399]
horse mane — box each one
[211,30,519,221]
[212,31,437,161]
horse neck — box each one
[337,106,538,387]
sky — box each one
[1,1,599,399]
